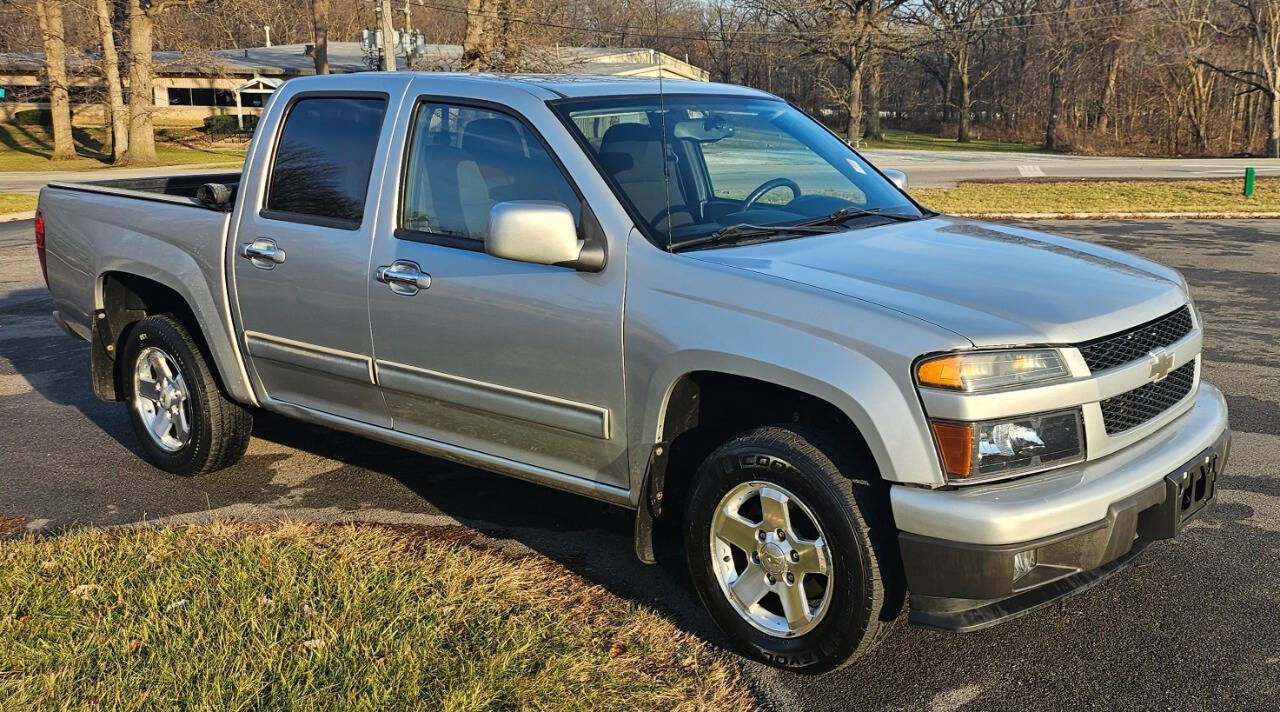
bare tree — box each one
[911,0,996,142]
[758,0,904,143]
[120,0,215,165]
[311,0,328,74]
[92,0,127,159]
[34,0,76,160]
[1199,0,1280,157]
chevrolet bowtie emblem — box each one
[1148,349,1174,382]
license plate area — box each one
[1137,432,1230,541]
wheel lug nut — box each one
[775,529,786,541]
[785,572,795,585]
[790,550,800,563]
[751,551,760,563]
[766,575,776,585]
[757,530,767,542]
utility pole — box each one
[375,0,397,71]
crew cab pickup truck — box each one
[36,73,1230,672]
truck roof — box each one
[347,71,780,100]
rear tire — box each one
[121,315,252,475]
[684,424,901,673]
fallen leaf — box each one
[128,639,143,652]
[300,638,325,650]
[438,605,457,615]
[371,652,389,665]
[608,642,628,658]
[301,604,316,618]
[69,584,98,600]
[164,599,188,613]
[259,595,274,607]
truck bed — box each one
[46,172,241,212]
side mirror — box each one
[882,168,908,191]
[486,201,585,268]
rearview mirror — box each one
[882,168,908,190]
[486,201,584,268]
[673,115,735,143]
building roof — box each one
[0,43,708,82]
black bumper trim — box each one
[902,429,1231,632]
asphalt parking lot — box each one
[1,218,1277,710]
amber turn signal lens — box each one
[917,355,965,390]
[931,421,974,478]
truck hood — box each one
[687,216,1188,347]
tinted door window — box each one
[265,96,387,227]
[401,102,580,243]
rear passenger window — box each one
[400,102,580,243]
[265,96,387,227]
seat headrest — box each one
[600,122,659,150]
[461,118,523,154]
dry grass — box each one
[0,193,36,215]
[863,129,1044,153]
[0,122,245,172]
[912,178,1280,215]
[0,521,753,712]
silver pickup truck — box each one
[36,73,1229,672]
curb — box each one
[946,212,1280,220]
[0,211,36,223]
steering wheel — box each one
[741,178,802,212]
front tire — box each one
[684,425,900,673]
[121,315,252,475]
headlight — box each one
[916,349,1069,392]
[931,408,1085,483]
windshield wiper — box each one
[671,222,838,252]
[797,206,922,228]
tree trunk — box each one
[35,0,76,161]
[1096,44,1120,134]
[121,0,157,165]
[956,50,971,143]
[1044,71,1061,151]
[845,59,864,143]
[864,50,883,141]
[461,0,488,70]
[312,0,329,74]
[94,0,128,160]
[1269,92,1280,158]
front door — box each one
[367,96,628,487]
[231,93,394,426]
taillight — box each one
[34,211,48,287]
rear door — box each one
[231,92,395,426]
[365,81,630,488]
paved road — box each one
[858,150,1280,188]
[2,153,1278,195]
[1,218,1277,710]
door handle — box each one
[241,238,287,269]
[376,260,432,296]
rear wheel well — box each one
[93,272,215,401]
[639,372,888,560]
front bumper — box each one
[892,382,1230,631]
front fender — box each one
[623,239,968,496]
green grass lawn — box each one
[912,178,1280,215]
[863,129,1044,153]
[0,521,750,711]
[0,122,246,172]
[0,193,37,215]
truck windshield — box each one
[554,94,923,249]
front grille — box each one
[1100,361,1196,434]
[1078,306,1194,372]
